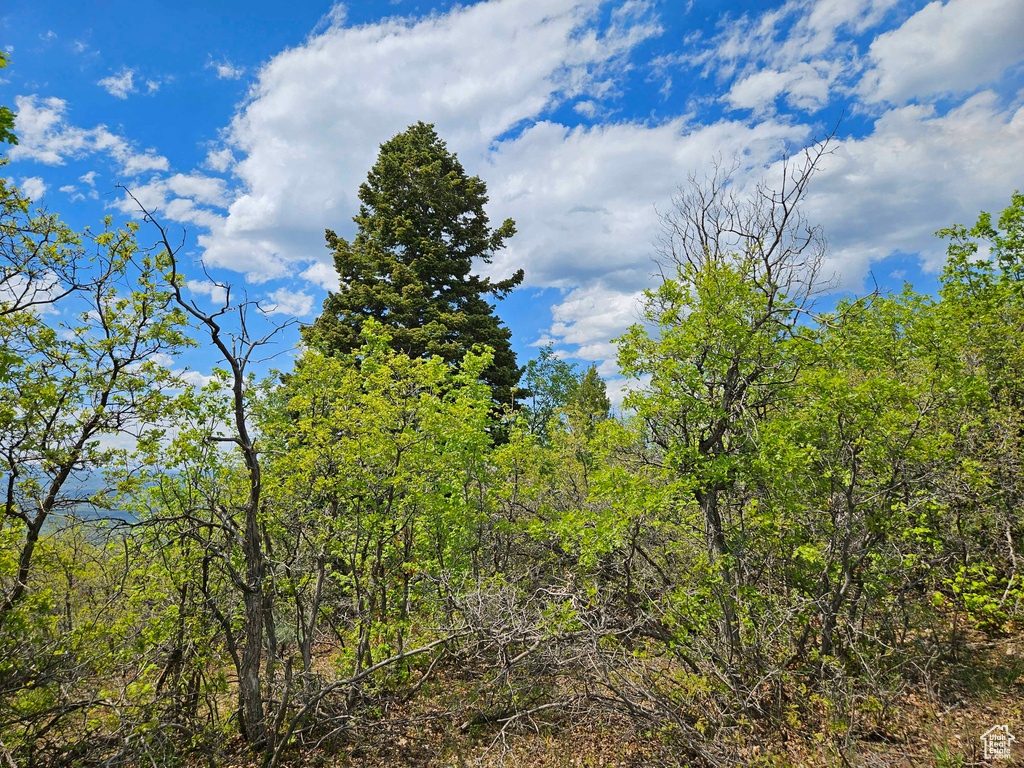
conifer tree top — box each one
[306,122,524,406]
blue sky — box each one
[2,0,1023,399]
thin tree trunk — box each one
[698,486,742,662]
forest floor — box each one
[216,634,1024,768]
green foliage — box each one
[924,193,1024,633]
[617,253,799,495]
[0,176,199,763]
[260,322,495,675]
[307,122,523,406]
[0,53,16,147]
[1,193,191,610]
[519,347,611,438]
[573,363,611,423]
[520,345,580,436]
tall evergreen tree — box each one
[306,122,524,405]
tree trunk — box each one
[698,486,742,662]
[239,549,267,746]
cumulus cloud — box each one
[545,282,646,362]
[604,374,650,409]
[8,95,169,175]
[300,261,340,291]
[481,116,805,289]
[262,287,315,317]
[19,176,47,200]
[59,183,84,201]
[204,147,235,172]
[165,173,231,207]
[178,370,215,388]
[858,0,1024,104]
[725,61,836,114]
[687,0,897,100]
[113,173,229,229]
[97,68,136,99]
[681,0,1024,292]
[198,0,663,281]
[803,91,1024,283]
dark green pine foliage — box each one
[306,122,524,406]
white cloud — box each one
[299,261,340,291]
[19,176,47,200]
[725,61,836,113]
[859,0,1024,104]
[204,147,235,172]
[144,352,215,389]
[604,374,649,409]
[114,174,228,229]
[97,68,136,99]
[179,370,215,388]
[60,183,85,202]
[209,58,245,80]
[688,0,898,112]
[263,286,315,317]
[803,91,1024,284]
[198,0,662,281]
[187,280,228,305]
[0,271,64,316]
[482,117,805,288]
[119,148,172,175]
[697,0,1024,113]
[7,96,72,165]
[547,282,644,357]
[79,170,98,186]
[8,95,169,175]
[146,79,160,94]
[725,69,791,112]
[574,100,601,118]
[313,2,348,33]
[678,0,1024,293]
[114,179,166,217]
[165,173,231,207]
